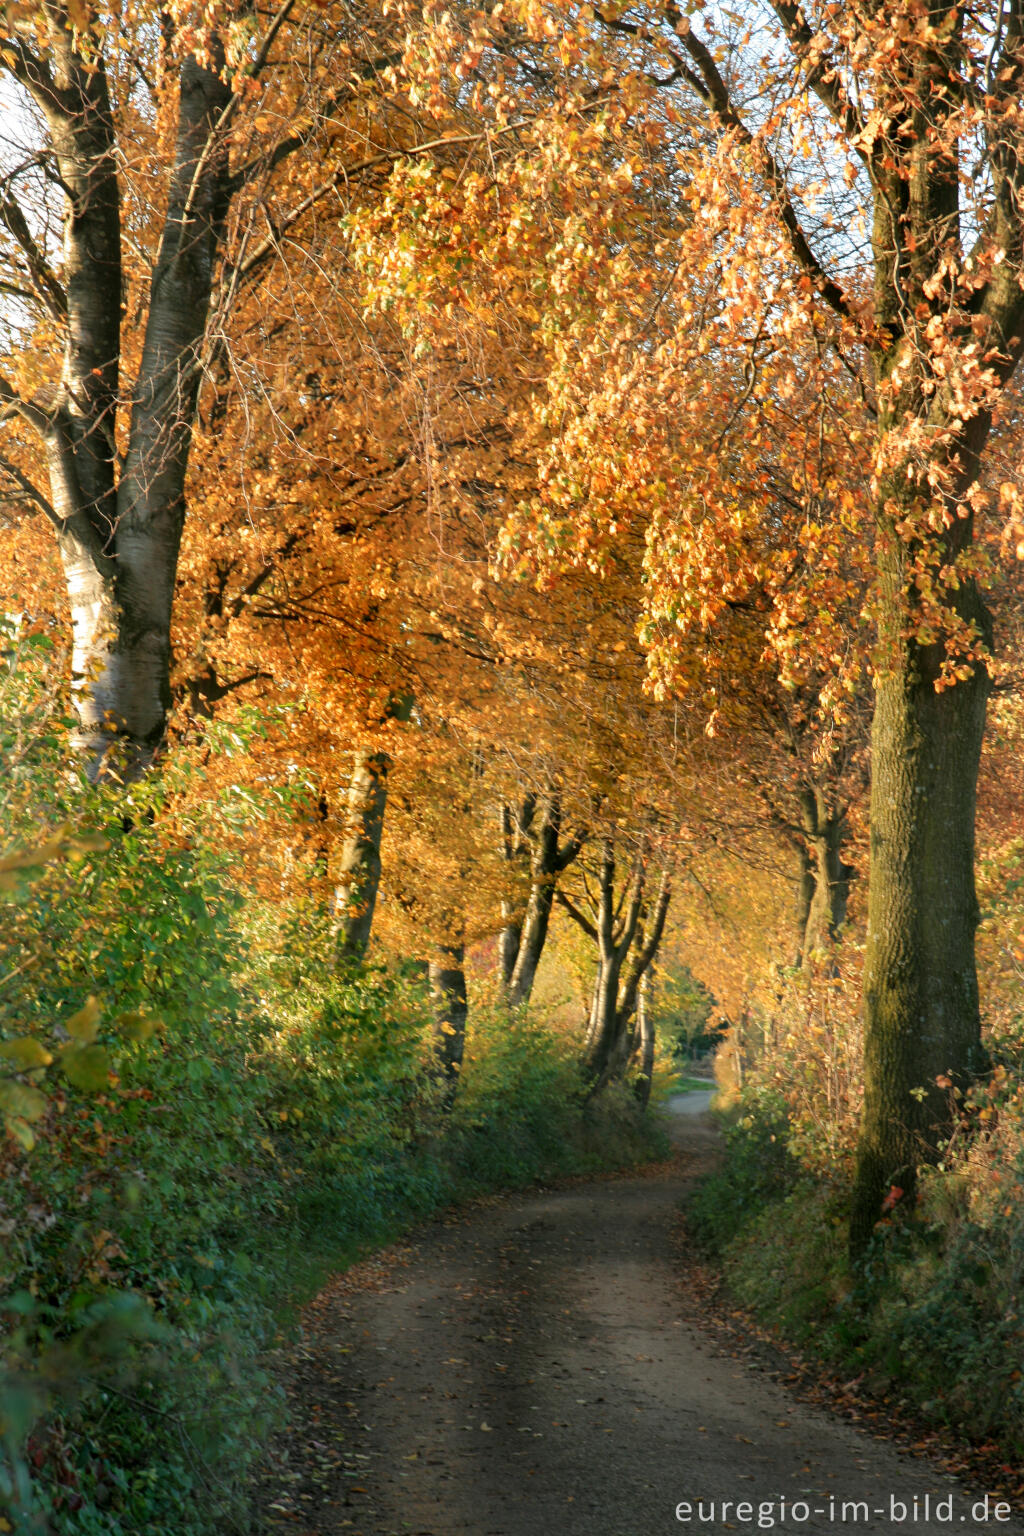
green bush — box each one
[0,630,666,1533]
[691,1065,1024,1459]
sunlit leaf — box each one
[0,1037,53,1070]
[65,996,102,1043]
[0,1079,47,1121]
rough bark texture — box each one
[849,497,992,1251]
[840,1,1024,1254]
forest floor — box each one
[256,1093,1024,1536]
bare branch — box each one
[555,888,599,942]
[764,0,868,155]
[0,453,57,525]
[604,10,854,324]
[0,192,68,321]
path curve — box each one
[263,1093,1023,1536]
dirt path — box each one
[262,1094,1023,1536]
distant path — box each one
[262,1093,1023,1536]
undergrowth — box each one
[0,625,667,1535]
[690,965,1024,1461]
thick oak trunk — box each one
[849,522,991,1253]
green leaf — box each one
[116,1012,161,1044]
[60,1043,110,1091]
[65,996,101,1043]
[0,1079,48,1121]
[0,1037,53,1070]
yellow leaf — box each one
[5,1116,36,1151]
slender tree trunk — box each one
[504,790,587,1010]
[583,955,625,1082]
[333,694,414,964]
[499,796,535,993]
[634,970,655,1109]
[794,842,815,969]
[795,789,853,969]
[499,907,523,993]
[429,943,468,1110]
[507,877,557,1008]
[333,749,390,962]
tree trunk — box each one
[333,694,414,964]
[46,49,232,778]
[504,791,587,1010]
[634,970,655,1110]
[507,876,558,1009]
[499,796,535,993]
[842,4,1017,1254]
[429,943,468,1110]
[849,514,991,1253]
[793,841,815,969]
[795,788,853,969]
[573,845,670,1089]
[333,749,390,963]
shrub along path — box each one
[258,1097,1023,1536]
